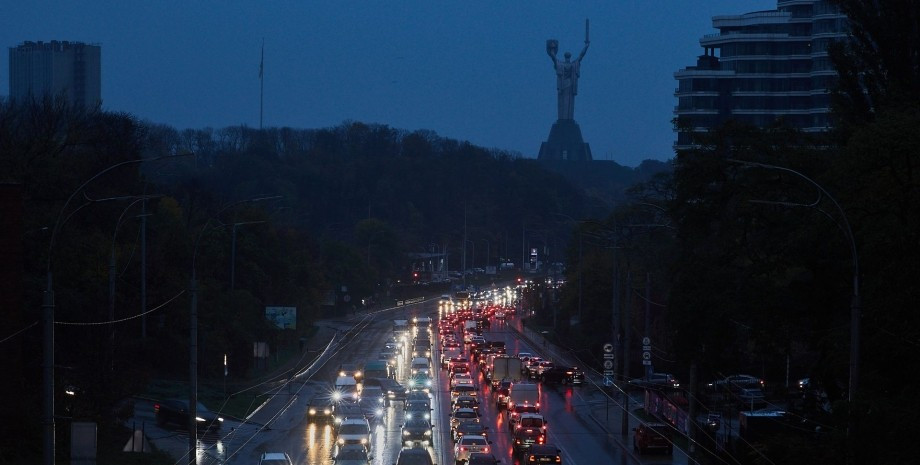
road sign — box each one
[642,336,651,346]
[603,360,614,370]
[603,376,613,386]
[603,343,614,353]
[603,353,615,359]
[642,352,651,361]
[642,360,652,366]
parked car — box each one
[633,422,672,455]
[259,452,293,465]
[154,399,223,432]
[707,374,764,392]
[627,372,680,389]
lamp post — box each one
[42,154,187,465]
[188,195,281,465]
[728,159,860,404]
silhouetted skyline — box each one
[2,1,773,167]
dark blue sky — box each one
[3,1,773,167]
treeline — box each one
[3,96,657,460]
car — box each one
[627,372,680,389]
[153,399,223,432]
[307,394,336,424]
[511,424,545,456]
[450,385,478,405]
[338,363,363,383]
[467,452,502,465]
[450,407,480,431]
[407,371,433,392]
[365,377,408,404]
[452,421,490,442]
[333,402,366,425]
[704,412,722,432]
[523,445,561,464]
[333,445,371,465]
[401,417,435,447]
[395,447,435,465]
[541,365,585,385]
[633,422,672,455]
[451,372,474,388]
[507,404,539,430]
[452,395,480,413]
[335,418,371,452]
[405,402,432,421]
[706,374,764,392]
[454,435,492,465]
[737,388,767,409]
[259,452,294,465]
[513,413,547,433]
[494,380,512,409]
[358,387,387,421]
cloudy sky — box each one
[2,1,775,167]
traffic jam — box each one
[305,287,591,465]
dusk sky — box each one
[3,1,775,167]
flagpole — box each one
[259,38,264,130]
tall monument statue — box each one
[547,22,589,120]
[538,19,593,161]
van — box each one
[334,375,359,402]
[508,382,540,411]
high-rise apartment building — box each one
[674,1,848,149]
[8,40,101,109]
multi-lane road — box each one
[131,296,685,464]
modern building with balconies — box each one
[673,0,848,150]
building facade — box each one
[9,40,101,108]
[673,0,848,149]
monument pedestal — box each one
[538,119,592,161]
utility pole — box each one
[622,270,631,436]
[645,272,652,378]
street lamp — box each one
[187,195,281,465]
[728,159,860,403]
[42,154,187,465]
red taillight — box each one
[529,456,536,462]
[483,447,489,453]
[539,435,545,444]
[536,402,540,407]
[555,456,561,463]
[459,447,466,451]
[153,404,160,412]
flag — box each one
[259,39,264,79]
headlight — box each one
[323,408,331,415]
[340,371,346,377]
[375,408,383,416]
[332,392,342,401]
[424,412,430,420]
[337,438,345,445]
[424,430,432,436]
[406,413,413,419]
[355,371,362,377]
[309,408,317,415]
[195,417,206,422]
[360,438,368,444]
[404,430,411,436]
[217,417,224,422]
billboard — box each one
[265,306,296,329]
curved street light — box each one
[728,159,860,405]
[42,154,189,465]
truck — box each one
[489,355,523,387]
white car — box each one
[454,435,492,464]
[451,372,473,388]
[336,418,371,453]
